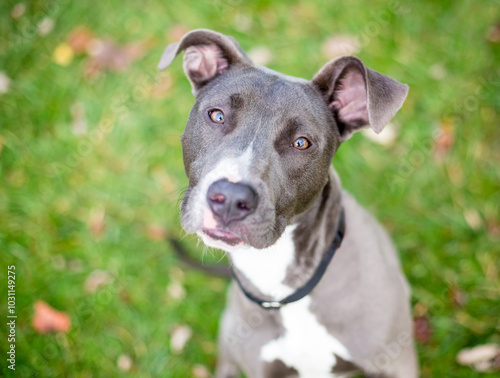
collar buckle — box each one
[261,301,281,309]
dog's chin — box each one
[197,229,251,253]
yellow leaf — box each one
[53,43,74,66]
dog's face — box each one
[159,29,408,251]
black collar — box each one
[231,208,346,310]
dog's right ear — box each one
[158,29,252,95]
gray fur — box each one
[160,29,417,377]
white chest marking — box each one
[230,225,297,299]
[231,225,352,376]
[261,296,352,378]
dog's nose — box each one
[207,179,258,225]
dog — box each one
[159,29,418,378]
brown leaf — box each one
[11,3,26,19]
[32,300,71,334]
[167,24,190,42]
[85,39,148,78]
[413,316,432,344]
[88,207,105,238]
[68,26,95,54]
[449,285,467,307]
[151,73,173,99]
[486,217,500,239]
[146,223,166,241]
[487,23,500,43]
[434,118,455,160]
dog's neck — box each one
[230,167,343,300]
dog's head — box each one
[159,29,408,251]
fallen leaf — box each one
[449,285,467,307]
[151,72,173,99]
[362,122,399,146]
[429,63,447,80]
[11,3,26,19]
[53,43,74,66]
[434,118,455,160]
[413,302,428,317]
[70,101,87,135]
[67,258,83,272]
[413,316,432,344]
[85,39,148,78]
[457,344,500,372]
[192,364,211,378]
[0,72,11,94]
[88,207,105,238]
[117,354,133,372]
[464,208,482,230]
[487,23,500,43]
[68,26,95,54]
[32,300,71,334]
[151,167,178,194]
[233,13,253,33]
[248,46,273,66]
[167,24,190,42]
[166,281,186,301]
[84,270,113,293]
[486,217,500,239]
[322,35,360,60]
[170,324,192,354]
[37,17,54,36]
[146,223,166,241]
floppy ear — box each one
[312,56,409,142]
[158,29,252,95]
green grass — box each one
[1,0,499,376]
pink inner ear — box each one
[328,69,369,127]
[183,44,229,83]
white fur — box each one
[230,225,352,376]
[260,296,352,378]
[229,225,297,299]
[192,143,254,229]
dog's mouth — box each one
[202,228,243,246]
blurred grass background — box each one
[0,0,499,376]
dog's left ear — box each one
[312,56,409,142]
[158,29,252,95]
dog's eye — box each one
[291,137,311,150]
[209,109,225,124]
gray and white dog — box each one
[159,29,418,378]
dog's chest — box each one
[230,225,352,377]
[261,297,351,377]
